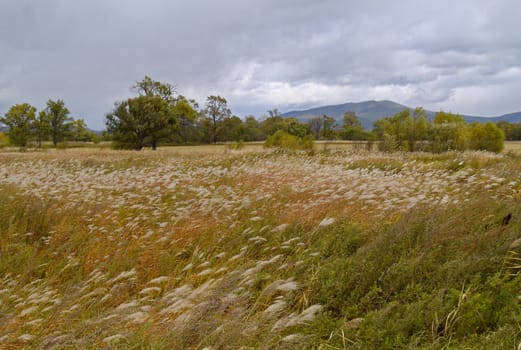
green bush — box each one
[227,140,245,150]
[307,199,521,349]
[469,122,505,153]
[264,130,314,150]
[0,132,10,147]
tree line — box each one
[373,108,505,153]
[1,76,517,152]
[0,99,98,147]
[105,77,509,153]
[104,77,375,150]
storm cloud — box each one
[1,0,520,129]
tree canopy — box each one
[106,76,191,150]
[42,99,73,146]
[0,103,36,147]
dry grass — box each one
[0,146,519,348]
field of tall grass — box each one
[1,146,520,349]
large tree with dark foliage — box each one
[106,76,190,150]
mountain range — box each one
[282,100,521,129]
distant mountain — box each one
[282,100,409,129]
[471,111,521,124]
[282,100,521,129]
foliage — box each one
[468,122,505,152]
[306,114,336,140]
[34,110,51,147]
[106,76,188,150]
[341,111,368,140]
[429,111,469,152]
[0,103,37,146]
[173,97,199,144]
[496,120,521,140]
[259,114,286,136]
[0,132,9,147]
[205,95,231,143]
[70,119,97,142]
[216,116,244,142]
[264,130,315,150]
[41,99,74,146]
[374,109,505,153]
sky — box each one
[1,0,521,129]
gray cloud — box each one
[1,0,520,128]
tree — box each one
[267,109,281,118]
[34,111,51,148]
[260,114,286,137]
[468,122,505,152]
[173,97,198,144]
[216,116,244,142]
[343,111,361,129]
[0,103,37,147]
[107,95,173,150]
[497,121,521,141]
[321,115,337,140]
[41,99,73,146]
[286,118,309,138]
[242,115,264,141]
[308,116,323,139]
[373,109,411,151]
[205,95,231,143]
[106,76,179,150]
[341,111,366,140]
[406,107,430,151]
[70,119,94,142]
[429,111,468,152]
[133,75,176,102]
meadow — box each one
[0,145,521,349]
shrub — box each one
[264,130,314,150]
[0,132,10,148]
[227,140,245,150]
[468,122,505,153]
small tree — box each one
[0,103,36,147]
[42,99,73,146]
[243,115,264,141]
[341,111,365,140]
[259,113,286,137]
[321,115,337,140]
[308,116,323,139]
[70,119,94,142]
[173,97,198,144]
[406,107,430,152]
[428,111,468,152]
[373,109,411,151]
[286,118,309,138]
[205,95,231,143]
[34,111,51,148]
[216,116,244,142]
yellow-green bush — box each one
[469,122,505,153]
[264,130,314,150]
[0,132,10,147]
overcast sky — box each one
[1,0,521,129]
